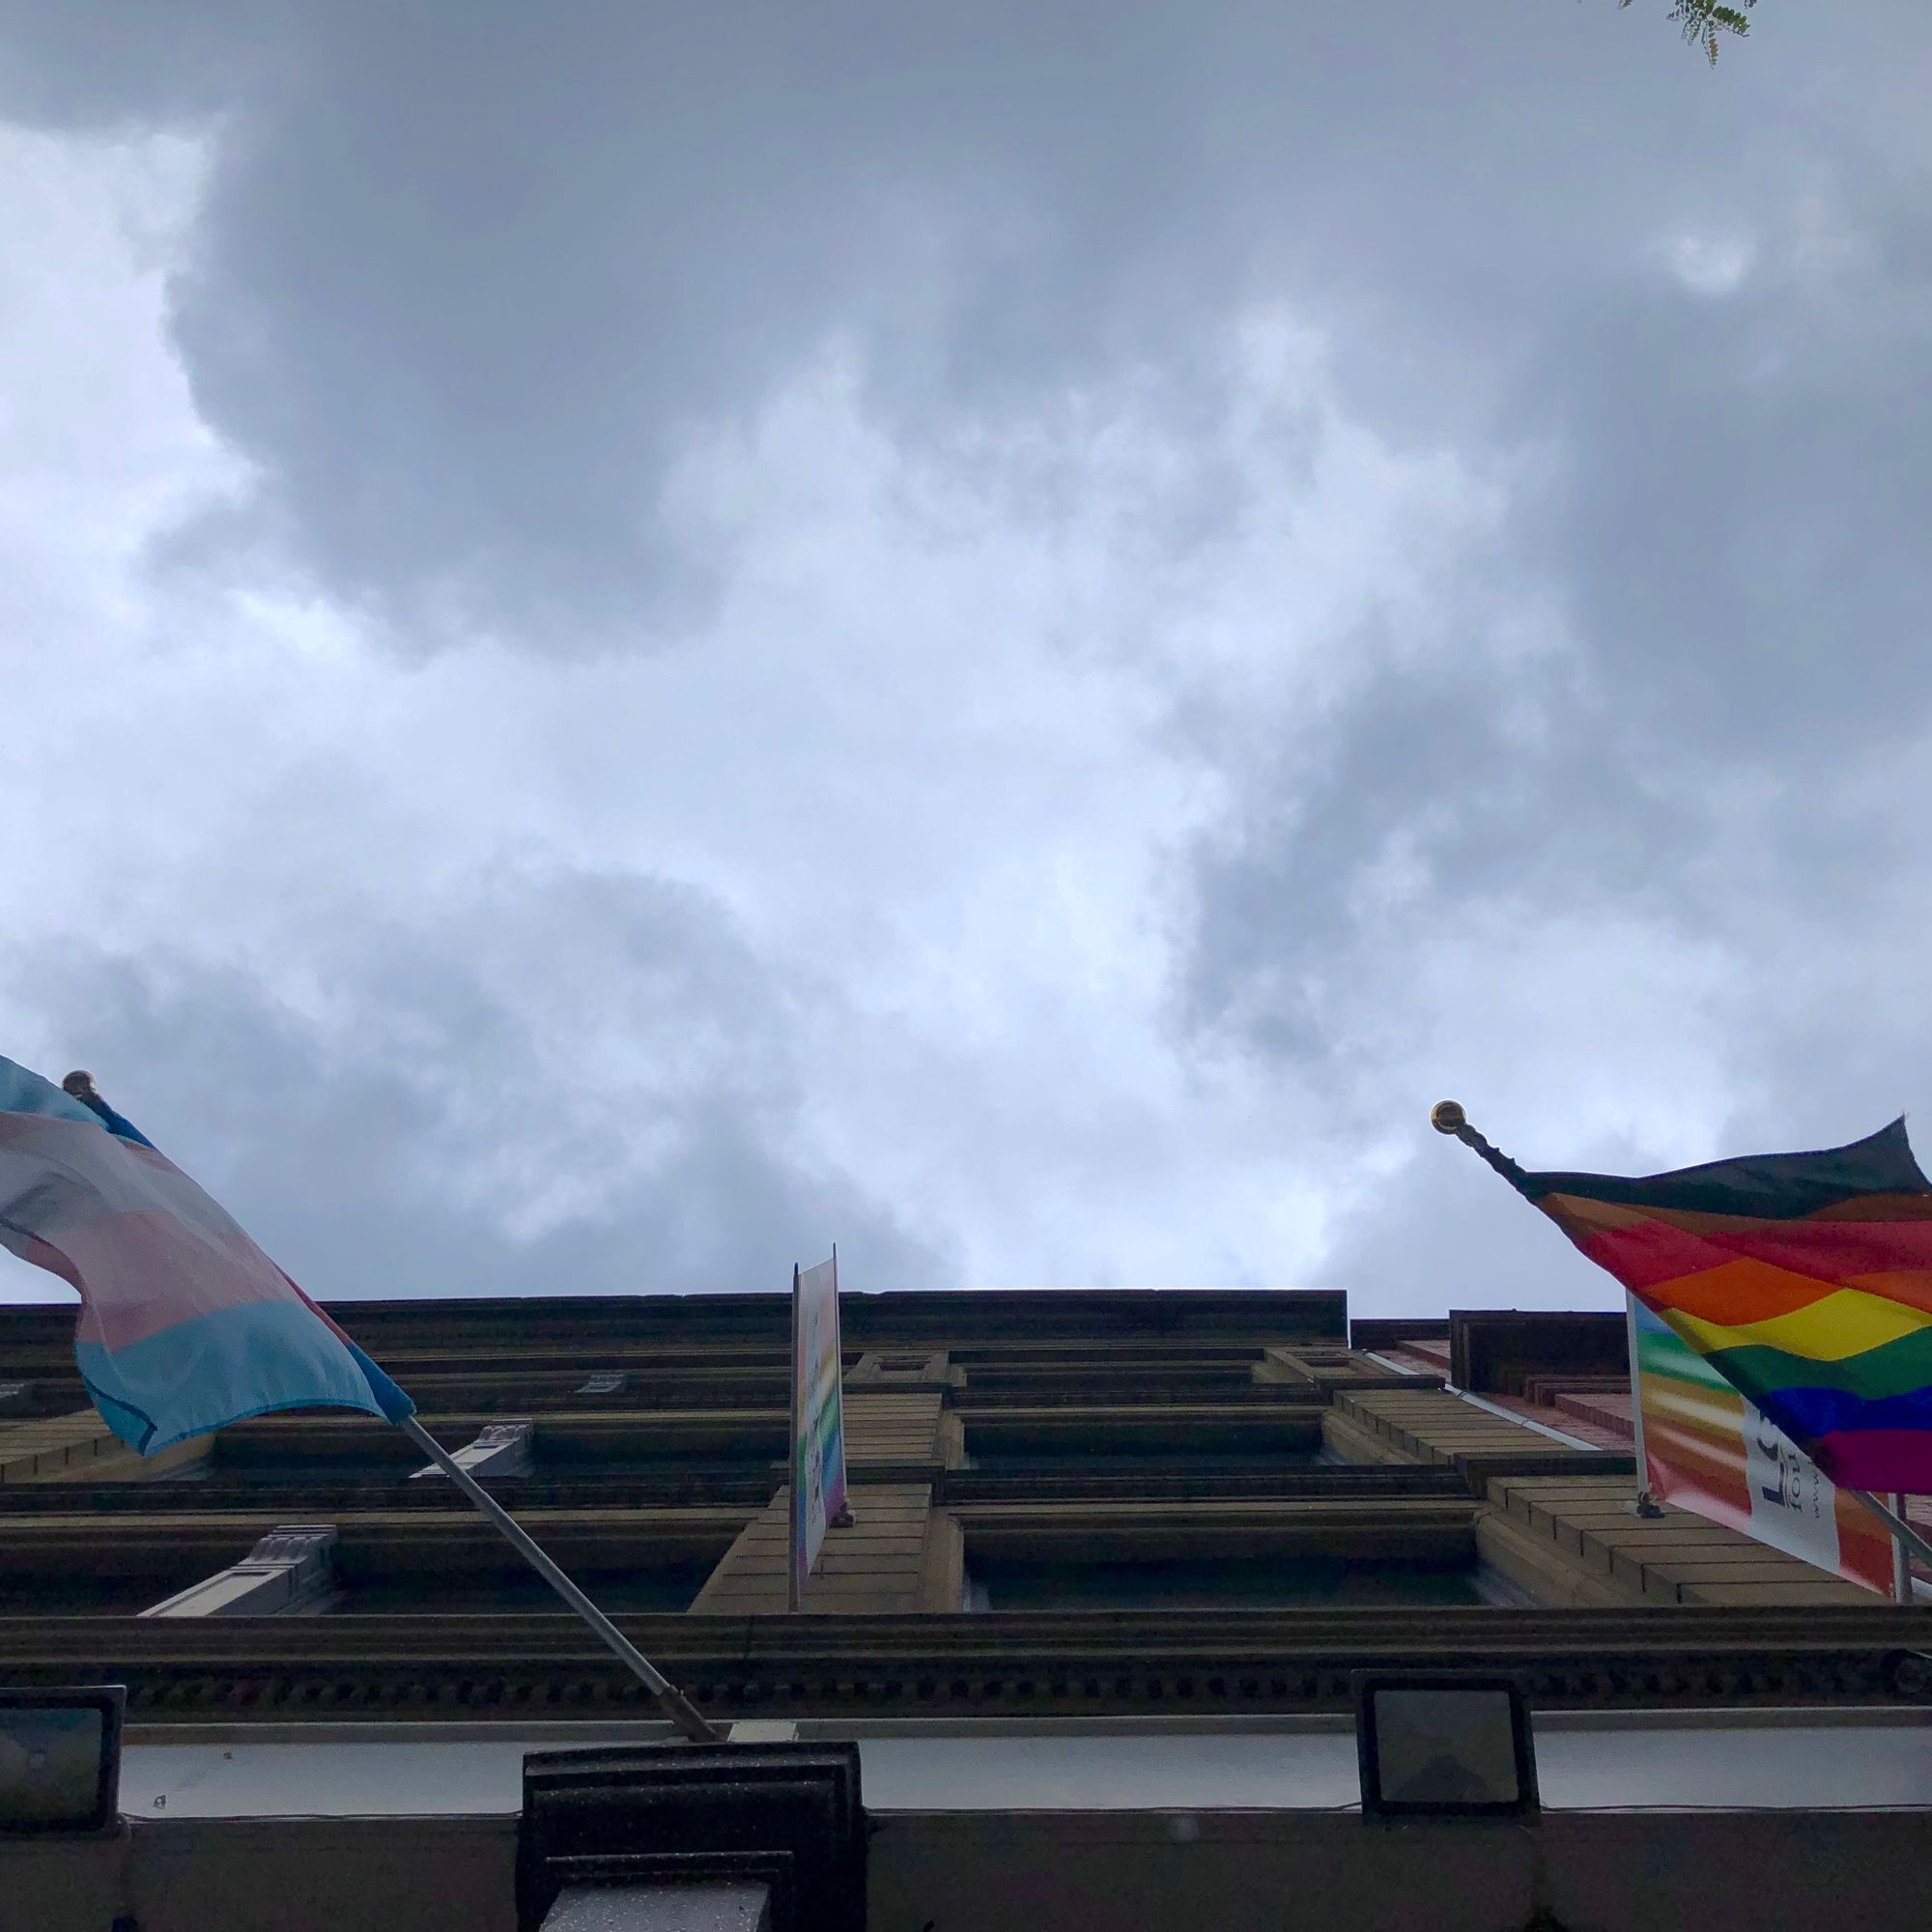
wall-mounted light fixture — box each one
[1353,1672,1538,1819]
[0,1686,126,1834]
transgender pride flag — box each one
[0,1054,412,1453]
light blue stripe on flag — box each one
[75,1298,409,1453]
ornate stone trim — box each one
[5,1605,1923,1720]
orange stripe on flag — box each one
[1839,1269,1932,1317]
[1639,1255,1838,1327]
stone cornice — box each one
[2,1604,1926,1721]
[953,1387,1330,1412]
[0,1287,1351,1372]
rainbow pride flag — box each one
[1521,1120,1932,1492]
[0,1053,412,1453]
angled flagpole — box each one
[787,1261,802,1614]
[1890,1492,1915,1604]
[1846,1486,1932,1592]
[398,1416,720,1740]
[1430,1100,1666,1515]
[65,1070,722,1745]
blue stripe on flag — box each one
[76,1298,409,1453]
[74,1093,156,1148]
[342,1338,416,1424]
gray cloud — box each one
[2,867,944,1298]
[7,3,1899,644]
[2,0,1930,1317]
[0,2,280,130]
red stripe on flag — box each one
[1575,1219,1728,1292]
[1720,1219,1932,1280]
[1585,1245,1835,1325]
[1574,1213,1932,1295]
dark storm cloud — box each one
[2,867,944,1298]
[14,1,1211,639]
[0,1,283,128]
[1529,270,1932,759]
[3,2,1872,644]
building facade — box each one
[0,1288,1928,1930]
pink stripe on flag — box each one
[0,1113,307,1350]
[63,1207,297,1350]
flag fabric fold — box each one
[1520,1118,1932,1492]
[0,1054,412,1453]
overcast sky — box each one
[2,3,1928,1319]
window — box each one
[953,1501,1525,1610]
[149,1412,430,1486]
[963,1415,1329,1473]
[962,1551,1524,1611]
[159,1415,788,1486]
[955,1351,1263,1397]
[0,1569,213,1615]
[310,1557,723,1616]
[157,1453,417,1488]
[542,1420,785,1478]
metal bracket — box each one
[141,1524,338,1617]
[412,1419,535,1481]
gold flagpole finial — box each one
[1428,1099,1526,1189]
[62,1070,99,1102]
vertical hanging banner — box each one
[1632,1297,1892,1595]
[789,1250,850,1608]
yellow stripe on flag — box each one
[1667,1283,1932,1364]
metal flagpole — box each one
[829,1241,854,1529]
[401,1415,720,1742]
[1890,1492,1913,1605]
[1430,1100,1662,1517]
[1845,1484,1932,1589]
[1619,1291,1665,1518]
[787,1262,802,1615]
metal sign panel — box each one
[790,1252,849,1605]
